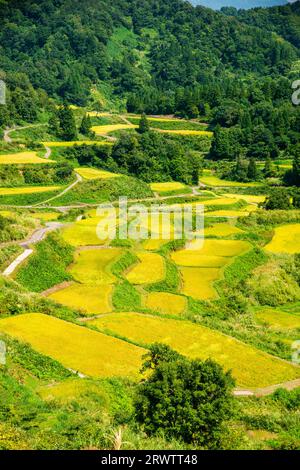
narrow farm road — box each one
[3,123,47,144]
[2,222,66,276]
[32,172,83,208]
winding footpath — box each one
[2,222,66,277]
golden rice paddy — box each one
[256,308,300,330]
[0,186,61,196]
[180,267,220,300]
[0,313,144,378]
[145,292,187,316]
[0,152,54,164]
[92,124,137,135]
[143,239,169,251]
[126,252,165,285]
[48,283,113,315]
[173,239,250,261]
[222,194,266,204]
[69,248,122,285]
[158,129,213,136]
[75,167,120,180]
[62,215,119,246]
[150,182,186,192]
[204,223,243,237]
[29,212,60,221]
[90,312,300,388]
[205,209,251,217]
[265,224,300,254]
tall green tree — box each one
[247,157,258,181]
[79,113,92,136]
[135,344,235,448]
[138,113,150,134]
[58,105,77,141]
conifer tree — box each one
[58,104,77,141]
[138,113,150,134]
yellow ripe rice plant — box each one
[173,239,250,261]
[0,152,54,164]
[222,194,266,204]
[0,186,61,196]
[69,248,122,285]
[157,129,213,136]
[48,283,113,315]
[150,182,186,192]
[205,209,250,217]
[204,223,244,237]
[89,312,300,388]
[265,224,300,254]
[126,252,165,285]
[145,292,187,316]
[143,239,169,251]
[75,167,120,180]
[62,215,119,246]
[0,313,144,378]
[92,124,137,135]
[256,308,300,330]
[180,267,220,300]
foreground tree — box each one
[135,344,235,448]
[284,145,300,187]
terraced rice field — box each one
[126,252,165,285]
[172,239,250,300]
[90,312,300,388]
[180,267,220,300]
[158,129,213,136]
[143,239,169,251]
[256,308,300,330]
[0,152,54,164]
[222,194,266,204]
[75,167,120,180]
[92,124,137,135]
[0,313,144,378]
[62,216,119,246]
[265,224,300,254]
[69,248,122,285]
[42,141,111,147]
[0,186,61,195]
[205,209,252,218]
[48,283,113,315]
[29,212,60,221]
[145,292,187,316]
[204,223,243,237]
[150,182,186,193]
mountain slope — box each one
[0,0,298,105]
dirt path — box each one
[41,281,74,297]
[32,172,83,208]
[2,222,66,276]
[3,124,47,144]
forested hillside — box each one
[0,0,298,106]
